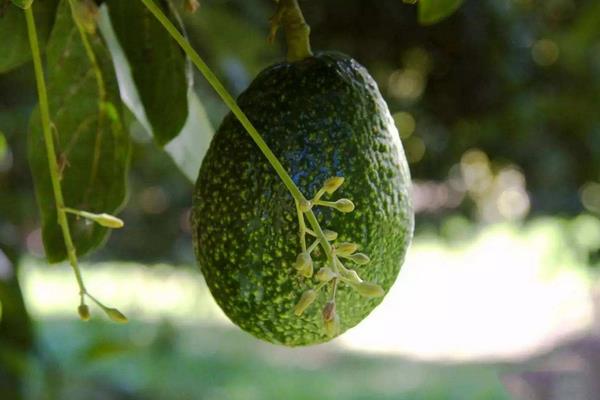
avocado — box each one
[192,52,414,346]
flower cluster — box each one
[292,177,384,336]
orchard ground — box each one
[18,215,600,399]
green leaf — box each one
[28,0,131,263]
[163,92,214,182]
[418,0,464,25]
[10,0,33,9]
[105,0,188,147]
[0,0,59,73]
[98,5,213,182]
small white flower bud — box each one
[299,262,314,278]
[94,213,124,229]
[343,269,362,284]
[354,282,385,298]
[315,267,336,282]
[324,314,340,337]
[104,307,128,323]
[334,199,355,213]
[323,229,338,241]
[323,177,345,194]
[78,304,90,321]
[335,242,358,256]
[299,199,313,212]
[322,301,336,322]
[294,289,317,316]
[349,253,370,265]
[294,252,312,270]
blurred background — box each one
[1,0,600,398]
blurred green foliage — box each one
[26,319,511,400]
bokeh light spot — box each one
[497,188,530,220]
[139,186,170,214]
[405,136,426,163]
[393,111,416,138]
[388,69,425,102]
[532,39,560,66]
[580,182,600,214]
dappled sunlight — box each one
[22,262,229,323]
[21,217,597,363]
[340,222,594,361]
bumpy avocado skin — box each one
[192,52,414,346]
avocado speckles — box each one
[192,52,414,346]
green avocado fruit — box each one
[192,52,414,346]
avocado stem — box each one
[272,0,313,62]
[139,0,334,264]
[25,5,88,297]
[307,238,320,254]
[295,200,308,252]
[311,187,327,203]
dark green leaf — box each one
[10,0,33,9]
[163,92,214,182]
[28,0,130,263]
[105,0,188,146]
[0,247,34,399]
[97,6,213,181]
[0,0,59,73]
[418,0,464,25]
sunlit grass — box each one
[341,220,595,361]
[22,260,226,323]
[21,216,599,362]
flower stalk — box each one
[25,4,126,322]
